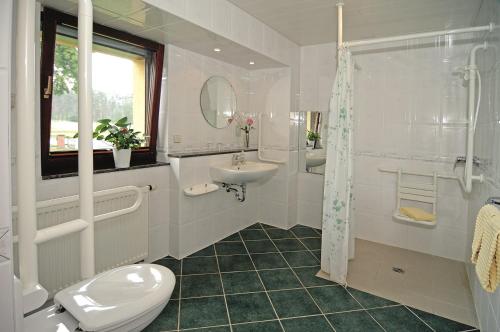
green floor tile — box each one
[300,238,321,250]
[218,255,254,272]
[347,288,397,309]
[268,289,321,318]
[179,296,228,329]
[251,253,288,269]
[220,233,242,242]
[290,226,320,238]
[215,242,247,255]
[245,223,263,230]
[189,245,215,257]
[273,239,307,252]
[308,286,362,313]
[293,266,334,287]
[244,240,278,253]
[143,300,179,332]
[154,258,181,275]
[409,308,476,332]
[368,306,433,332]
[327,310,383,332]
[187,326,231,332]
[226,292,276,323]
[258,268,302,290]
[182,256,218,275]
[266,228,296,239]
[311,250,321,260]
[282,251,319,267]
[181,274,223,298]
[221,271,264,294]
[171,276,180,300]
[281,315,333,332]
[232,321,283,332]
[240,229,269,240]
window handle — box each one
[43,75,53,99]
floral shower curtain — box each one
[320,46,354,285]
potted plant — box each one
[75,117,144,168]
[307,130,321,149]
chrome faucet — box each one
[232,151,246,166]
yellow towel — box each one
[471,204,500,292]
[399,207,435,222]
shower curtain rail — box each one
[344,23,495,48]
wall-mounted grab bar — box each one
[257,113,287,164]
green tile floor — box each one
[145,223,478,332]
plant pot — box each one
[112,148,131,168]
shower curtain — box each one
[320,46,354,285]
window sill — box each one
[42,162,170,180]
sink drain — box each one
[392,267,405,274]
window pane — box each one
[49,33,148,152]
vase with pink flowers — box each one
[240,116,255,148]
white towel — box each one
[471,204,500,292]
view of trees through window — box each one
[50,34,147,152]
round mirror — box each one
[200,76,237,128]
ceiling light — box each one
[213,48,221,52]
[249,61,255,65]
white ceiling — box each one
[39,0,286,69]
[228,0,484,46]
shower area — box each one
[301,4,500,329]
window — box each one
[40,8,164,176]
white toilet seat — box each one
[53,264,175,332]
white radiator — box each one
[12,187,149,297]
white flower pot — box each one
[112,148,131,168]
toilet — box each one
[19,264,175,332]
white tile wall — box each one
[169,152,260,258]
[162,44,258,157]
[466,0,500,330]
[298,40,474,261]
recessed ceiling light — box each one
[249,61,255,65]
[213,48,221,52]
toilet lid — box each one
[54,264,175,331]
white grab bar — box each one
[378,167,458,180]
[258,113,287,164]
[13,185,149,244]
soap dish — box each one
[184,183,219,197]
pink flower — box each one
[246,117,254,126]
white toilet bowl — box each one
[22,264,175,332]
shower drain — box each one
[392,267,405,274]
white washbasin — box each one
[210,161,278,184]
[306,149,326,168]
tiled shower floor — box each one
[145,224,478,332]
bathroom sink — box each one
[306,149,327,168]
[210,161,278,184]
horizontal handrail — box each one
[378,167,458,180]
[94,186,144,222]
[12,185,150,213]
[12,185,150,243]
[34,218,89,244]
